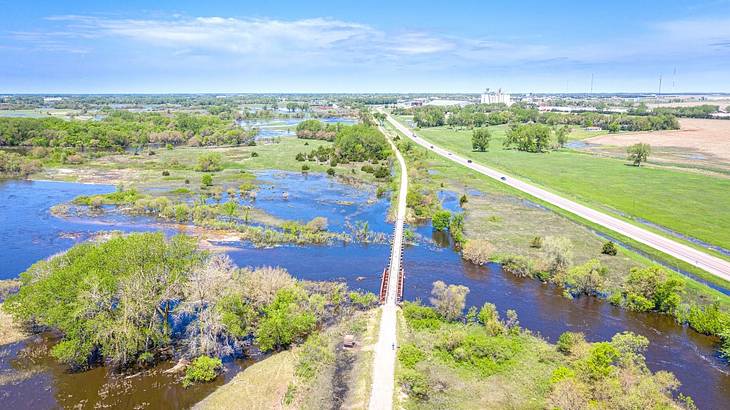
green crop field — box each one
[395,116,730,256]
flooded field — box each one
[1,175,729,409]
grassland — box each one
[34,138,379,186]
[396,116,730,259]
[383,120,730,306]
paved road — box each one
[385,113,730,283]
[368,126,408,410]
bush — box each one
[431,210,451,231]
[373,165,390,179]
[301,164,310,172]
[398,343,426,368]
[399,368,430,400]
[501,255,534,278]
[251,152,259,157]
[461,239,494,265]
[360,164,374,173]
[601,241,618,256]
[348,291,378,309]
[196,153,223,172]
[161,170,170,176]
[557,331,586,355]
[530,236,543,249]
[183,355,222,387]
[295,152,306,161]
[402,302,442,330]
[554,259,607,296]
[201,173,213,187]
[459,194,468,207]
[326,167,336,176]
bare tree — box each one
[429,281,470,321]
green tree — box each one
[608,121,621,133]
[195,152,223,172]
[471,127,491,152]
[183,356,223,387]
[256,287,316,351]
[431,210,451,231]
[429,281,469,321]
[627,143,651,166]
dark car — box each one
[467,159,472,163]
[500,176,507,181]
[430,145,434,149]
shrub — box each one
[530,236,544,249]
[183,355,222,387]
[501,255,533,278]
[431,210,451,231]
[402,302,442,330]
[461,239,494,265]
[201,173,213,187]
[459,194,468,207]
[295,333,333,381]
[554,259,607,296]
[162,170,170,176]
[301,164,310,172]
[601,241,618,256]
[195,153,223,172]
[557,332,586,355]
[399,368,430,400]
[543,236,573,274]
[326,167,336,176]
[398,343,426,368]
[251,152,259,157]
[361,164,374,173]
[295,153,306,161]
[348,291,378,309]
[373,165,390,179]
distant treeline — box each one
[0,111,256,149]
[398,103,680,132]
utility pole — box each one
[658,74,663,96]
[672,67,677,92]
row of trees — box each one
[405,103,680,132]
[0,111,256,149]
[0,151,42,178]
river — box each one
[0,177,728,409]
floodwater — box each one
[1,177,729,409]
[238,117,357,140]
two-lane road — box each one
[385,113,730,283]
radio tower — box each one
[658,74,663,96]
[590,73,594,94]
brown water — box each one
[1,178,730,409]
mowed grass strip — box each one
[402,118,730,255]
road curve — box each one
[385,113,730,283]
[368,125,408,410]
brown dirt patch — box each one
[585,118,730,162]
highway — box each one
[385,113,730,284]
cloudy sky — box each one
[1,0,729,93]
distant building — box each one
[480,88,512,106]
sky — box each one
[1,0,730,93]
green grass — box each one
[384,120,730,302]
[397,116,730,258]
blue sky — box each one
[1,0,729,93]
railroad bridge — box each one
[378,223,405,304]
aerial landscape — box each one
[2,1,730,409]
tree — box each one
[555,259,607,296]
[608,121,620,133]
[429,281,469,321]
[431,210,451,231]
[627,143,650,166]
[255,287,316,351]
[555,126,570,148]
[543,236,573,275]
[471,127,491,152]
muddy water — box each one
[1,177,730,409]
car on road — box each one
[430,145,433,149]
[467,159,472,163]
[500,176,506,181]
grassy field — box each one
[383,120,730,304]
[397,116,730,258]
[194,351,295,410]
[34,137,384,188]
